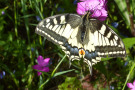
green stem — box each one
[122,62,135,90]
[51,55,66,77]
[14,0,18,37]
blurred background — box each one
[0,0,135,90]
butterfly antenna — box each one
[85,59,93,76]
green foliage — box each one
[58,77,82,90]
[123,37,135,53]
[114,0,130,27]
[0,0,135,90]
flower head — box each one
[127,80,135,90]
[36,16,41,22]
[31,47,35,52]
[73,0,78,5]
[32,55,50,76]
[0,71,6,79]
[110,85,114,90]
[1,11,5,15]
[111,22,119,28]
[76,0,108,21]
[124,61,128,66]
[57,7,64,12]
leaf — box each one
[123,37,135,53]
[114,0,130,27]
[58,77,82,89]
[53,69,75,77]
[0,41,6,46]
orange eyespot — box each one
[79,49,85,56]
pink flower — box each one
[32,55,50,76]
[76,0,108,21]
[127,80,135,90]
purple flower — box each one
[76,0,108,21]
[124,61,128,66]
[73,0,78,5]
[110,85,114,90]
[1,11,5,15]
[57,7,64,12]
[0,71,6,79]
[32,55,50,76]
[36,16,41,22]
[127,80,135,90]
[111,22,119,28]
[31,47,34,52]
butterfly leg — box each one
[84,59,93,75]
[69,56,72,68]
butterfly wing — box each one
[89,19,126,58]
[35,14,83,60]
[82,19,126,73]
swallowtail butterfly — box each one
[35,12,126,74]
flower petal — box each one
[127,83,134,88]
[97,9,107,21]
[44,58,50,64]
[32,65,43,70]
[40,58,50,66]
[133,80,135,86]
[37,72,42,76]
[91,10,101,17]
[40,67,49,72]
[37,55,44,65]
[86,0,100,10]
[77,2,87,15]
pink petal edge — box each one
[127,83,134,88]
[44,58,50,63]
[133,80,135,86]
[37,55,44,65]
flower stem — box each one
[122,61,135,90]
[51,55,66,77]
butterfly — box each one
[35,12,126,74]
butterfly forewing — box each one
[35,14,82,45]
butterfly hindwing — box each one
[89,19,126,57]
[83,19,126,65]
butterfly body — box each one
[36,13,126,74]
